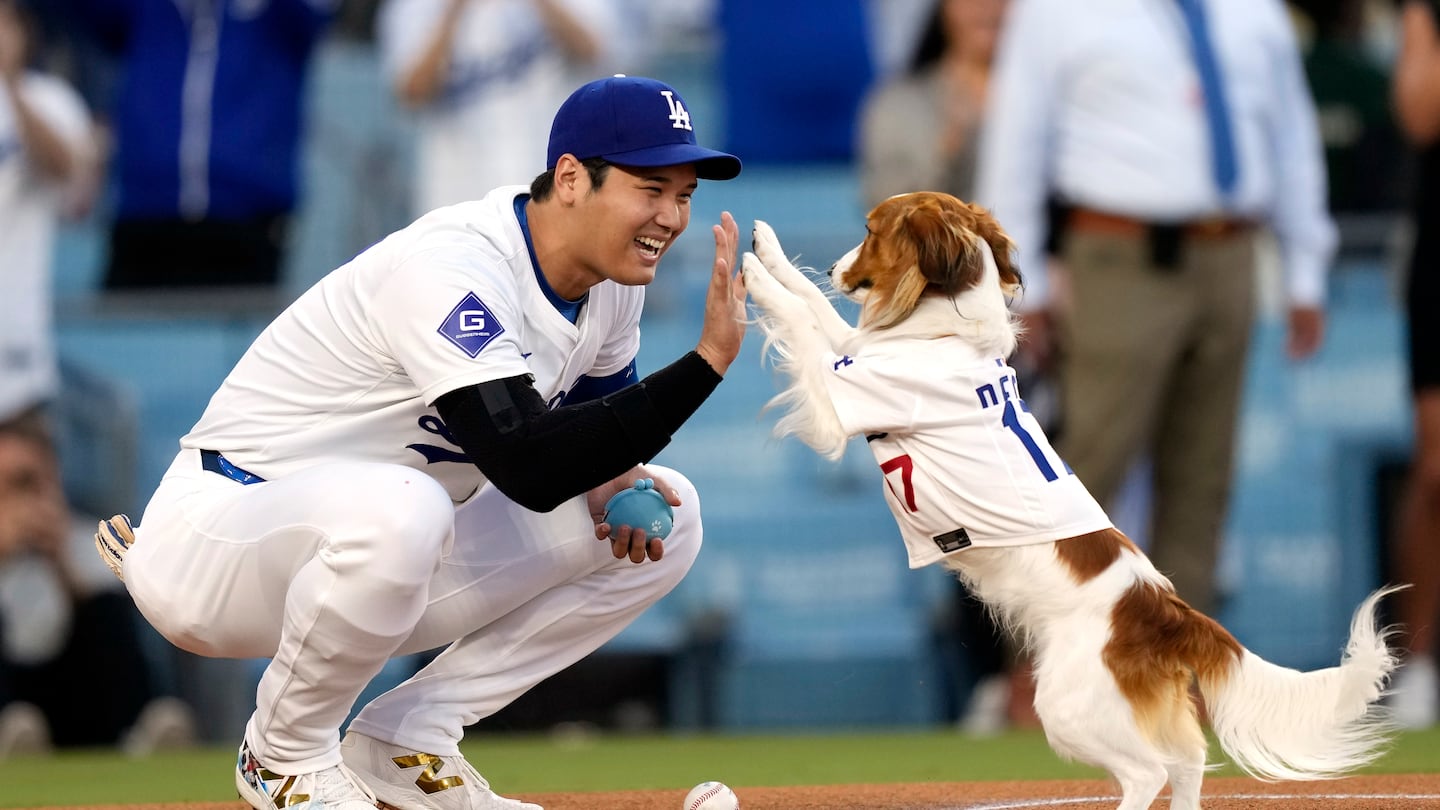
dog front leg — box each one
[741,251,811,325]
[752,220,856,350]
[741,252,850,459]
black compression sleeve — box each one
[434,351,723,512]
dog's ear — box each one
[959,201,1024,295]
[903,197,986,296]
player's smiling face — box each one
[576,162,696,286]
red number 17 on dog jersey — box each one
[878,398,1072,515]
[880,454,917,512]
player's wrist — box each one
[693,344,731,377]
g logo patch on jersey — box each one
[438,292,505,358]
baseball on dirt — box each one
[683,781,739,810]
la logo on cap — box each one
[661,91,692,132]
[609,73,690,131]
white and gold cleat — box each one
[341,732,540,810]
[236,734,379,810]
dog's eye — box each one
[855,279,874,289]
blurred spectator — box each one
[0,411,194,757]
[377,0,644,213]
[65,0,336,290]
[976,0,1337,619]
[858,0,1027,734]
[1387,0,1440,730]
[1301,0,1406,213]
[0,0,95,423]
[16,0,115,117]
[858,0,1006,208]
[719,0,874,163]
[863,0,937,79]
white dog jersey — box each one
[823,333,1112,568]
[182,185,643,502]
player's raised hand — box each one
[694,211,746,376]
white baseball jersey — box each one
[0,73,92,421]
[823,331,1112,568]
[182,186,643,502]
[377,0,641,212]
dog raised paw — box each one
[752,221,798,275]
[742,252,807,320]
[753,220,828,297]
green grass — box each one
[2,726,1437,807]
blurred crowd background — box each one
[0,0,1433,759]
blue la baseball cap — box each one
[547,75,742,181]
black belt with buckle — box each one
[199,449,266,485]
[1057,203,1255,269]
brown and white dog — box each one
[739,191,1399,810]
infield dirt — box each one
[56,774,1440,809]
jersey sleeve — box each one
[820,351,921,437]
[371,243,534,404]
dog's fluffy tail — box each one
[1197,586,1401,781]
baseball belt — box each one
[199,449,267,485]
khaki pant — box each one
[1054,228,1257,615]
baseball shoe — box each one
[0,702,52,760]
[236,734,379,810]
[957,673,1009,737]
[94,514,136,582]
[122,697,199,756]
[1387,654,1438,729]
[340,731,541,810]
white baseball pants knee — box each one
[123,449,701,770]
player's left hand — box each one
[588,465,681,563]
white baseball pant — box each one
[122,448,700,772]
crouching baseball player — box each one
[94,75,744,810]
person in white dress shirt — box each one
[975,0,1336,616]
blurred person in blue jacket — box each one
[66,0,336,289]
[718,0,874,163]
